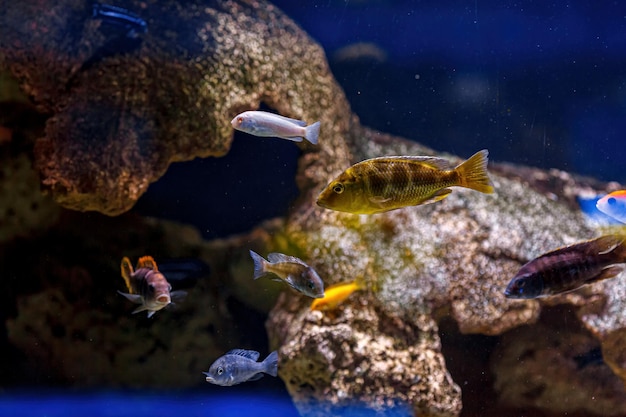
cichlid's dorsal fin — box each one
[137,256,159,271]
[226,349,260,361]
[590,235,625,255]
[267,252,306,265]
[367,155,453,171]
[120,257,134,292]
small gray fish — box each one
[203,349,278,386]
[231,110,320,145]
[249,250,325,298]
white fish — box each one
[231,111,320,145]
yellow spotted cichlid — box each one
[310,280,363,311]
[317,149,494,214]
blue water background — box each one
[136,0,626,238]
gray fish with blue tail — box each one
[504,235,626,299]
[249,250,325,298]
[203,349,278,386]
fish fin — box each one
[368,195,392,207]
[130,304,149,314]
[117,290,143,304]
[137,256,158,271]
[146,310,156,318]
[368,155,452,170]
[304,121,321,145]
[267,252,307,265]
[455,149,494,194]
[170,290,187,303]
[226,349,261,361]
[590,265,623,283]
[262,351,279,377]
[421,188,452,205]
[249,250,268,280]
[590,235,626,255]
[247,373,265,381]
[120,257,134,292]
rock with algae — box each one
[0,0,351,215]
[267,126,626,415]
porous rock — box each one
[0,0,351,214]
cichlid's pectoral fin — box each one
[247,373,265,382]
[170,290,187,303]
[117,291,143,304]
[368,195,392,208]
[591,265,624,283]
[131,304,150,315]
[420,188,452,205]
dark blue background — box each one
[136,0,626,238]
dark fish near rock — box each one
[118,256,187,318]
[249,250,325,298]
[203,349,278,386]
[92,3,148,38]
[504,235,626,299]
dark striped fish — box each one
[316,149,494,215]
[504,235,626,299]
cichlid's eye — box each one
[217,367,224,375]
[308,281,316,290]
[608,197,617,206]
[332,183,344,194]
[237,117,244,124]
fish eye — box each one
[307,281,316,290]
[608,197,616,206]
[217,367,224,375]
[237,117,244,124]
[332,183,344,194]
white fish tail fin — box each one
[263,351,279,377]
[304,121,321,145]
[249,250,268,280]
[455,149,494,194]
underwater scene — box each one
[1,1,626,416]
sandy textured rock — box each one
[269,294,462,417]
[491,307,626,415]
[0,0,351,215]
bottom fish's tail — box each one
[249,250,268,280]
[262,351,279,377]
[455,149,494,194]
[304,121,321,145]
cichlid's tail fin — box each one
[120,257,134,293]
[262,351,279,377]
[249,250,268,280]
[455,149,494,194]
[304,121,321,145]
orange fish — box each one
[119,256,186,318]
[310,280,363,311]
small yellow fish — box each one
[317,149,494,214]
[310,280,363,311]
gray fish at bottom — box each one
[249,250,325,298]
[504,234,626,299]
[203,349,278,386]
